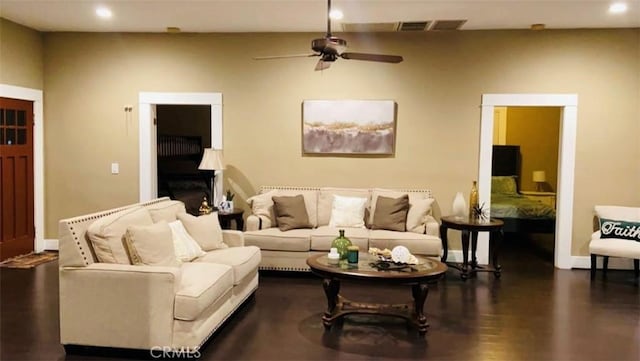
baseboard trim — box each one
[44,239,59,251]
[571,255,636,270]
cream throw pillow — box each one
[329,195,368,228]
[406,198,436,234]
[87,206,153,264]
[168,220,206,262]
[246,189,278,225]
[124,221,181,267]
[177,212,228,251]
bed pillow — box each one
[599,218,640,241]
[329,195,368,228]
[168,220,206,261]
[492,176,518,195]
[371,195,410,232]
[124,221,181,267]
[272,195,312,231]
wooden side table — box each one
[439,216,504,280]
[217,209,244,230]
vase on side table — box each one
[452,192,467,219]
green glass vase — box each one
[331,229,352,260]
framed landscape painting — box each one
[302,100,396,155]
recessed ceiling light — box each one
[329,9,344,20]
[609,2,628,14]
[95,6,112,19]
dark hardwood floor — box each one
[1,239,638,361]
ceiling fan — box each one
[253,0,404,71]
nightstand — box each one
[520,191,556,208]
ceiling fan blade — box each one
[315,59,331,71]
[253,54,318,60]
[340,52,404,63]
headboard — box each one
[492,145,520,176]
[157,134,203,159]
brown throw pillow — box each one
[372,195,410,232]
[272,195,312,231]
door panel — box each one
[0,97,34,261]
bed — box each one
[491,145,556,233]
[157,134,211,215]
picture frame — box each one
[302,100,396,155]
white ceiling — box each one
[0,0,638,33]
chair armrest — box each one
[246,215,272,231]
[425,215,440,237]
[59,263,181,348]
[222,230,245,247]
[591,230,601,240]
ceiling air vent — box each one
[341,22,399,32]
[430,20,467,31]
[398,21,430,31]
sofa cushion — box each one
[310,226,369,251]
[272,195,312,231]
[369,230,442,257]
[328,195,368,228]
[177,212,227,251]
[244,228,311,251]
[372,195,410,232]
[169,220,206,262]
[146,200,187,223]
[174,263,233,321]
[406,198,436,234]
[87,206,154,264]
[124,221,181,267]
[318,188,370,226]
[195,246,261,285]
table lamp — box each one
[198,149,225,210]
[532,170,546,192]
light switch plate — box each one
[111,162,119,174]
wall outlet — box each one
[111,162,119,174]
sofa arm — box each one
[222,230,245,247]
[59,263,182,349]
[246,215,272,231]
[425,215,440,237]
[591,230,601,240]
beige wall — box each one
[0,18,43,89]
[505,106,561,192]
[33,29,640,257]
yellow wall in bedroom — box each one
[2,21,639,257]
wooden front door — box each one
[0,97,35,261]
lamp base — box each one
[536,183,544,192]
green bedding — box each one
[491,193,556,219]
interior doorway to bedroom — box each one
[492,106,561,266]
[156,105,212,215]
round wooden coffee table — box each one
[306,253,447,336]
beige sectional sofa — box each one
[58,197,261,352]
[244,186,442,271]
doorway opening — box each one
[138,92,223,204]
[479,94,578,269]
[491,106,561,266]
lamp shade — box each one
[532,170,546,183]
[198,149,225,171]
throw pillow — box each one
[272,195,312,231]
[329,195,368,228]
[124,221,181,267]
[168,220,206,261]
[87,206,154,264]
[177,212,228,251]
[599,218,640,241]
[246,189,278,225]
[372,195,410,232]
[406,198,436,234]
[147,200,187,223]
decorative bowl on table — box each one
[368,246,419,270]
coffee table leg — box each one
[412,283,429,335]
[461,230,470,280]
[322,278,340,329]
